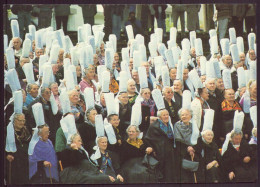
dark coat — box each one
[153,5,167,19]
[118,103,132,141]
[164,98,179,125]
[140,104,157,137]
[222,140,257,182]
[77,121,97,156]
[173,92,182,112]
[231,70,238,92]
[144,120,176,182]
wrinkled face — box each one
[141,88,151,100]
[169,68,177,80]
[35,49,44,58]
[190,48,196,57]
[14,114,26,130]
[200,88,209,100]
[164,88,174,101]
[12,38,22,50]
[224,89,235,102]
[109,115,120,128]
[239,87,246,97]
[206,80,216,91]
[29,85,39,98]
[216,78,224,91]
[127,126,139,140]
[51,84,59,96]
[183,69,189,81]
[173,80,182,92]
[86,68,95,80]
[127,81,136,93]
[224,55,232,67]
[98,137,108,152]
[100,43,105,50]
[231,134,242,145]
[159,110,169,124]
[100,94,106,106]
[114,53,119,62]
[32,41,36,51]
[39,126,50,142]
[181,109,192,124]
[132,71,139,82]
[141,62,150,75]
[72,135,82,149]
[88,109,97,124]
[239,53,245,63]
[42,88,51,101]
[249,83,257,98]
[52,64,59,75]
[69,91,79,105]
[76,66,81,77]
[119,93,129,105]
[203,130,214,143]
[249,50,256,60]
[200,75,206,83]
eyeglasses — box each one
[128,131,136,133]
[16,119,26,122]
[167,91,174,94]
[42,131,50,135]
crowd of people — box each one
[4,4,257,185]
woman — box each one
[221,89,243,137]
[76,65,82,84]
[127,79,139,107]
[5,113,31,184]
[222,130,257,182]
[140,88,157,136]
[173,108,199,183]
[68,89,84,123]
[193,129,223,183]
[98,42,105,65]
[109,70,119,95]
[191,87,210,131]
[163,86,179,125]
[59,134,115,184]
[119,125,159,183]
[50,82,61,112]
[78,108,98,155]
[92,136,124,183]
[173,79,183,111]
[144,109,176,182]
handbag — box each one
[142,154,159,169]
[182,159,199,172]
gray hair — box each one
[67,89,78,97]
[40,86,49,95]
[37,124,49,134]
[69,133,81,144]
[205,78,216,85]
[162,86,172,95]
[13,113,25,121]
[126,125,141,134]
[85,108,97,120]
[178,108,193,119]
[96,136,108,144]
[127,79,136,85]
[26,83,39,93]
[231,129,243,139]
[201,129,214,137]
[157,109,169,118]
[49,82,58,89]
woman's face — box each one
[127,126,139,140]
[98,138,108,152]
[203,130,214,143]
[14,114,26,131]
[114,53,119,63]
[109,115,120,128]
[39,126,50,142]
[119,93,129,105]
[200,88,209,101]
[29,85,39,98]
[249,83,257,98]
[76,66,81,77]
[164,88,174,101]
[181,110,192,124]
[127,81,136,93]
[69,91,79,105]
[100,94,106,106]
[239,87,246,97]
[224,89,235,102]
[88,109,97,124]
[73,135,82,149]
[51,84,59,96]
[231,134,242,145]
[86,68,95,80]
[173,81,182,93]
[141,89,151,101]
[159,110,169,124]
[170,68,177,80]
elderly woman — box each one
[49,82,61,111]
[97,42,105,65]
[127,79,139,107]
[191,87,210,131]
[221,89,243,138]
[169,68,177,86]
[78,108,98,155]
[92,136,124,183]
[24,83,39,107]
[95,92,107,119]
[29,125,59,183]
[68,89,84,123]
[5,113,31,184]
[239,80,257,140]
[163,86,179,125]
[173,79,183,111]
[173,108,199,183]
[79,65,96,93]
[144,109,176,182]
[119,125,160,183]
[222,129,257,182]
[192,129,223,183]
[140,88,158,136]
[59,134,115,184]
[109,69,119,94]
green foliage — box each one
[165,17,173,32]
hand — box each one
[22,79,27,83]
[118,139,122,145]
[214,161,219,168]
[70,143,78,150]
[150,117,159,124]
[229,171,235,180]
[43,161,52,168]
[243,156,251,163]
[145,147,153,154]
[117,174,124,182]
[6,155,14,162]
[187,146,195,155]
[206,162,213,170]
[109,176,115,182]
[244,134,249,139]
